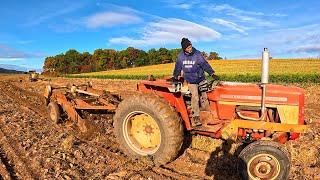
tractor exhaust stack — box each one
[261,48,270,84]
[236,48,269,121]
[261,48,270,113]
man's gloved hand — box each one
[167,76,178,82]
[211,74,220,81]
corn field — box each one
[69,59,320,83]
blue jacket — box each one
[173,47,215,84]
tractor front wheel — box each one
[113,93,184,165]
[238,140,290,180]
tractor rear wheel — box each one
[48,102,61,124]
[238,140,290,180]
[113,93,184,165]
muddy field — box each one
[0,74,319,180]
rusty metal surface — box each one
[45,83,120,133]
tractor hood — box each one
[208,81,305,106]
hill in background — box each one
[0,67,25,74]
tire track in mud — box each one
[0,81,82,179]
[0,82,42,179]
[0,128,35,179]
[0,81,47,116]
[0,147,15,180]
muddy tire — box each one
[48,102,61,124]
[113,93,184,165]
[238,140,290,180]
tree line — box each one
[43,47,222,74]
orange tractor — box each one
[113,48,309,179]
[45,48,310,179]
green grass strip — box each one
[65,73,320,83]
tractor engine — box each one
[207,81,304,141]
[205,48,305,142]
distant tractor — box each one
[28,70,39,82]
[113,48,310,180]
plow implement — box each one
[44,82,120,134]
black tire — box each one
[113,93,184,165]
[238,140,290,180]
[48,102,61,124]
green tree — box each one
[208,51,222,60]
[92,49,117,71]
[201,51,208,60]
[64,49,82,73]
[169,48,181,63]
[126,47,140,67]
[81,52,92,65]
[43,47,222,75]
[158,47,171,64]
[117,49,129,69]
[134,50,148,67]
[148,48,159,65]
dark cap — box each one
[181,38,192,50]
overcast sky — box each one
[1,0,320,69]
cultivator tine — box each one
[77,118,89,133]
[103,91,121,104]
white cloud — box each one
[211,18,248,35]
[228,23,320,57]
[0,58,25,62]
[265,24,320,46]
[205,4,281,28]
[290,44,320,53]
[168,2,286,18]
[0,58,25,61]
[172,3,192,9]
[0,44,46,59]
[26,2,85,26]
[85,12,142,28]
[272,13,287,17]
[109,18,221,46]
[210,4,264,16]
[208,4,286,17]
[17,40,34,45]
[0,58,24,62]
[231,14,276,27]
[163,0,200,10]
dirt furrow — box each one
[0,81,47,116]
[152,166,195,179]
[0,147,14,180]
[0,128,35,179]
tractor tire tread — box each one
[114,93,184,165]
[238,140,290,180]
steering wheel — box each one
[207,79,220,90]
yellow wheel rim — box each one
[123,111,161,155]
[247,153,281,180]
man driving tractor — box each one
[173,37,219,126]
